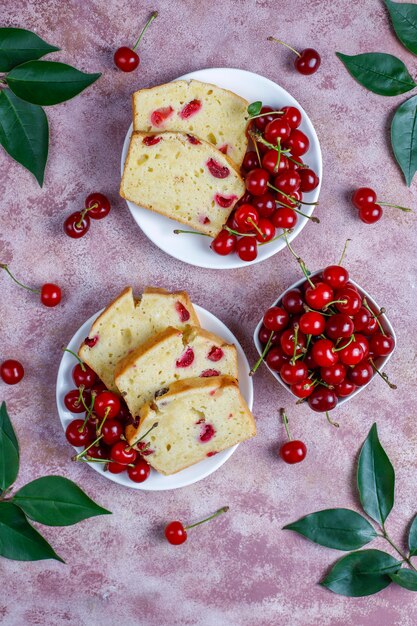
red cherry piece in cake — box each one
[84,335,98,348]
[200,423,216,442]
[143,135,162,146]
[179,99,201,119]
[219,144,228,154]
[176,347,195,368]
[150,106,174,127]
[175,301,190,322]
[206,158,230,179]
[206,451,218,457]
[41,283,61,307]
[207,346,224,362]
[186,134,201,145]
[200,368,220,377]
[1,359,24,385]
[215,193,237,208]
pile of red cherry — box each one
[210,103,320,262]
[63,355,150,483]
[257,263,395,416]
[64,193,111,239]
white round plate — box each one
[121,67,322,269]
[56,305,253,491]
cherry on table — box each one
[1,264,61,308]
[359,203,383,224]
[1,359,24,385]
[278,408,307,464]
[64,212,90,238]
[267,37,321,75]
[114,11,158,72]
[85,193,111,220]
[164,506,229,545]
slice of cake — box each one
[120,131,245,237]
[78,287,200,392]
[125,376,256,475]
[132,80,249,166]
[114,326,238,417]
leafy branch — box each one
[284,423,417,596]
[0,401,110,562]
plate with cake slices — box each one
[120,67,322,269]
[56,286,255,490]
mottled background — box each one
[1,0,417,624]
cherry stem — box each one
[250,331,274,376]
[185,506,229,530]
[280,408,292,441]
[369,359,397,390]
[0,264,39,294]
[333,334,355,352]
[247,217,266,239]
[379,528,417,572]
[224,226,256,238]
[274,137,282,174]
[362,298,386,336]
[73,433,104,461]
[267,36,301,57]
[248,110,283,121]
[79,457,135,468]
[62,347,86,371]
[322,299,348,310]
[291,324,299,363]
[173,229,212,238]
[132,11,158,50]
[80,394,95,430]
[97,407,111,435]
[268,183,319,207]
[286,154,307,168]
[378,201,412,213]
[291,206,320,223]
[326,411,339,428]
[258,230,289,246]
[338,239,351,266]
[304,304,332,316]
[283,232,314,287]
[75,203,98,228]
[131,421,159,448]
[252,132,262,165]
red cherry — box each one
[274,171,301,195]
[288,156,304,170]
[264,119,291,144]
[321,363,347,386]
[210,230,237,256]
[358,203,383,224]
[280,361,308,385]
[352,187,377,209]
[236,237,258,262]
[266,346,289,371]
[64,389,90,414]
[338,341,364,366]
[1,359,24,384]
[334,289,362,315]
[311,339,338,367]
[281,106,302,129]
[254,106,276,131]
[262,150,289,175]
[280,440,307,464]
[245,168,269,196]
[256,218,275,242]
[298,168,319,192]
[354,334,370,360]
[128,458,151,483]
[304,351,318,370]
[299,311,325,335]
[165,521,187,545]
[353,307,371,332]
[114,46,139,72]
[258,325,273,345]
[242,151,260,171]
[369,333,395,357]
[64,212,90,238]
[101,419,123,445]
[363,316,379,335]
[234,204,259,232]
[108,461,127,474]
[65,419,95,447]
[110,441,137,465]
[291,378,314,398]
[263,306,289,331]
[282,288,304,314]
[305,282,334,310]
[280,328,306,356]
[322,265,349,289]
[272,206,297,229]
[348,362,373,386]
[251,193,276,218]
[40,283,61,307]
[85,443,108,460]
[85,193,111,220]
[335,379,357,398]
[308,386,338,412]
[284,130,310,156]
[325,313,354,340]
[72,363,96,388]
[95,391,121,419]
[294,48,321,75]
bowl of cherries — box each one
[253,258,396,420]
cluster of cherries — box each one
[256,256,395,419]
[210,103,320,262]
[63,353,151,483]
[64,193,111,239]
[352,187,412,224]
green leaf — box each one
[0,89,48,186]
[385,0,417,56]
[283,508,377,551]
[7,61,101,106]
[391,94,417,187]
[321,549,401,597]
[357,423,395,526]
[0,28,59,72]
[408,514,417,556]
[390,568,417,591]
[0,402,19,491]
[13,476,111,526]
[336,52,416,96]
[0,502,63,562]
[248,101,262,117]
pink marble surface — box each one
[1,0,417,624]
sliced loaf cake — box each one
[114,326,238,417]
[120,131,245,237]
[78,287,200,391]
[132,80,249,166]
[125,376,256,475]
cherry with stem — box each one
[114,11,158,72]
